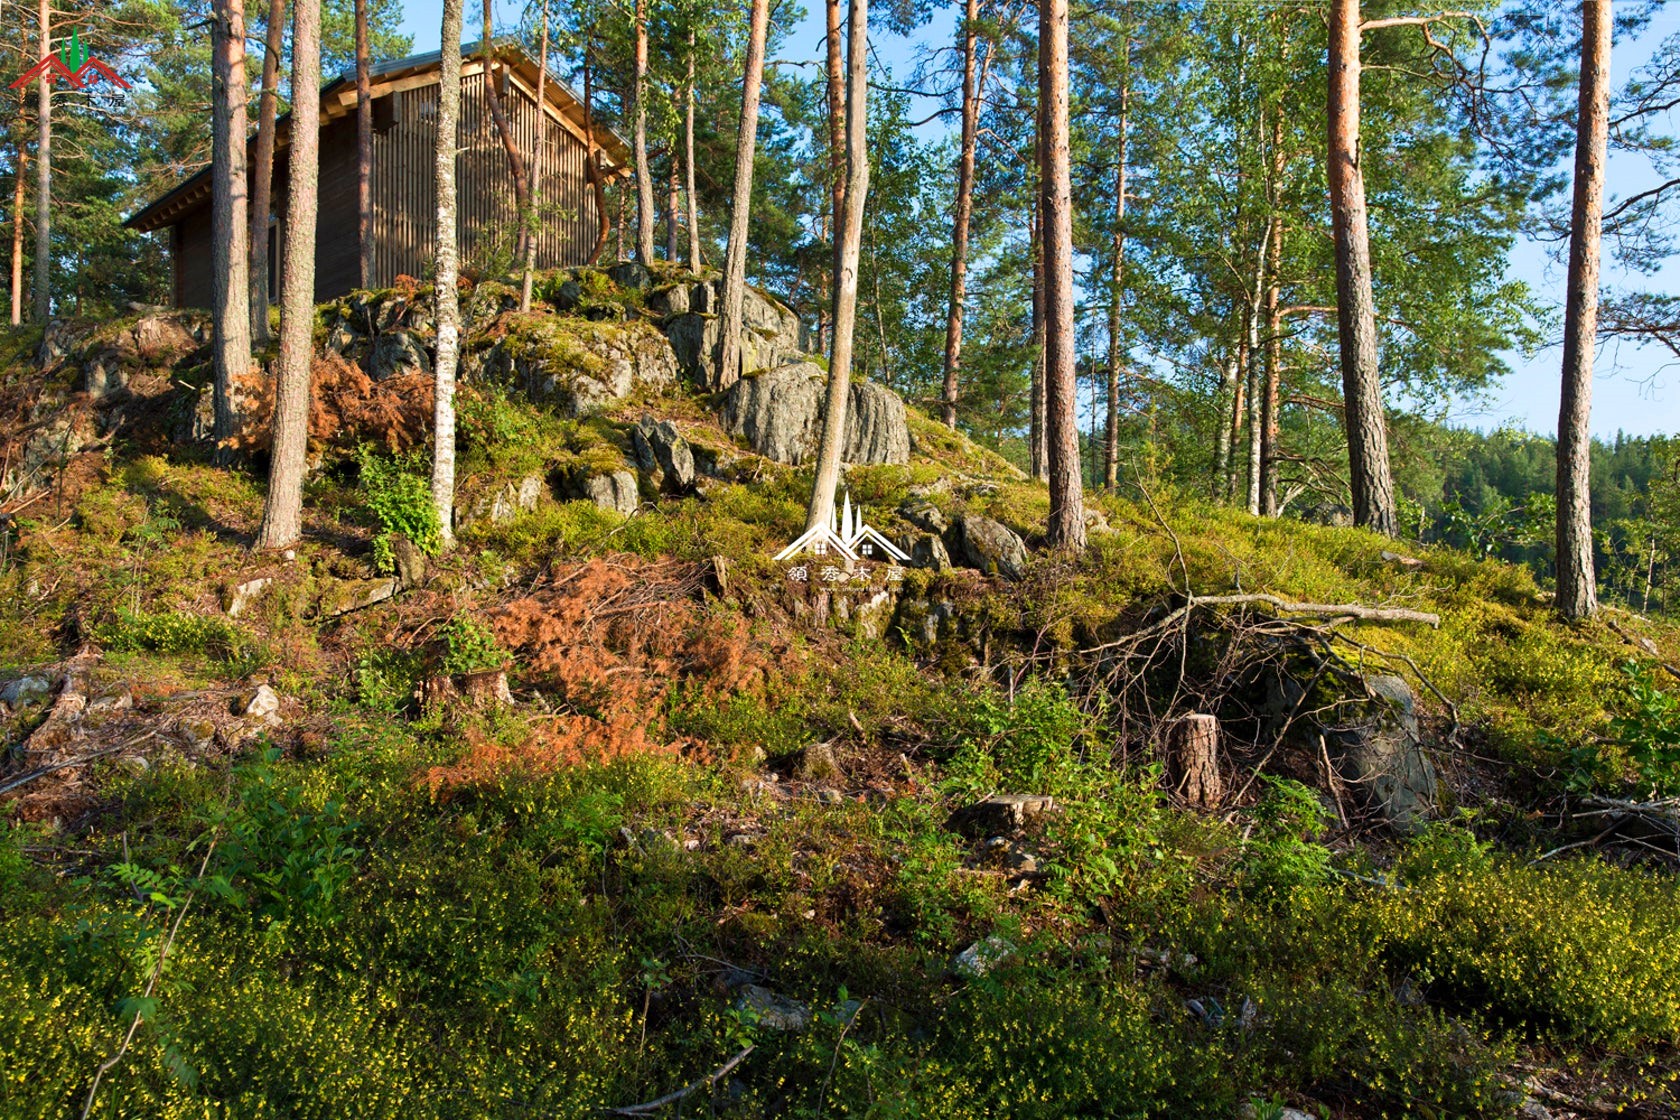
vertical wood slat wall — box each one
[372,67,599,289]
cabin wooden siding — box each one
[171,66,603,309]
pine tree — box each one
[433,0,465,546]
[211,0,253,454]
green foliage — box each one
[356,447,441,573]
[1615,661,1680,793]
[354,648,425,714]
[94,607,253,664]
[945,679,1092,795]
[1239,777,1335,896]
[439,615,506,676]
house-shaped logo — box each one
[774,490,910,564]
[10,29,129,91]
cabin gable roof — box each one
[126,39,629,234]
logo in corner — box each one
[10,28,129,91]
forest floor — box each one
[3,286,1680,1119]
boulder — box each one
[952,936,1016,979]
[607,261,652,290]
[389,534,428,589]
[1331,674,1437,831]
[896,530,950,571]
[480,319,678,417]
[370,330,432,380]
[0,675,52,707]
[466,475,546,526]
[733,984,810,1032]
[319,576,398,617]
[717,362,911,466]
[573,469,640,517]
[945,515,1029,580]
[631,415,696,492]
[223,576,273,619]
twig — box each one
[604,1044,755,1116]
[81,838,217,1120]
[818,999,867,1116]
[0,732,158,796]
[1603,616,1680,684]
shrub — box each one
[1615,661,1680,793]
[439,614,506,675]
[356,447,441,572]
[94,607,253,663]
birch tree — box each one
[805,0,869,532]
[356,0,373,287]
[254,0,321,551]
[434,0,465,546]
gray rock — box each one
[815,788,845,805]
[370,330,431,380]
[241,684,280,719]
[632,416,696,492]
[320,576,398,617]
[607,261,652,290]
[576,469,640,516]
[901,502,949,534]
[223,576,273,619]
[796,742,843,783]
[894,598,955,646]
[1331,674,1437,831]
[662,284,802,385]
[482,320,678,417]
[178,718,217,751]
[897,531,950,571]
[390,534,428,589]
[945,515,1029,580]
[952,936,1015,979]
[717,362,911,466]
[733,984,811,1032]
[946,794,1057,838]
[0,675,52,706]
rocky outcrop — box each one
[570,469,640,516]
[630,415,696,492]
[945,515,1029,580]
[1331,675,1437,831]
[651,278,804,386]
[717,362,911,466]
[476,319,679,418]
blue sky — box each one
[399,0,1677,439]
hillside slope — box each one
[2,272,1679,1118]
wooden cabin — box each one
[126,41,630,309]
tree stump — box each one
[1169,714,1223,809]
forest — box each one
[1,0,1679,1116]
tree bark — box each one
[1556,0,1612,621]
[355,0,372,287]
[481,1,530,266]
[433,0,464,546]
[717,0,771,390]
[254,0,320,551]
[666,161,680,261]
[633,0,655,264]
[1104,80,1127,492]
[1260,116,1285,516]
[1244,220,1270,515]
[1040,0,1084,551]
[519,6,548,312]
[212,0,253,455]
[583,47,608,264]
[1169,714,1223,809]
[1029,195,1046,481]
[11,136,25,327]
[940,0,980,429]
[32,0,50,324]
[827,0,846,268]
[1327,0,1397,535]
[249,0,285,345]
[805,0,869,532]
[684,33,701,269]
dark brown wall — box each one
[169,68,605,309]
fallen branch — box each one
[605,1045,755,1116]
[1603,616,1680,684]
[0,732,157,797]
[1183,594,1439,629]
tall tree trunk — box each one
[11,136,25,327]
[433,0,465,546]
[1260,115,1285,517]
[1213,348,1237,497]
[1556,0,1611,621]
[1224,338,1247,503]
[254,0,321,551]
[249,0,285,345]
[355,0,372,287]
[827,0,845,266]
[1104,76,1127,492]
[1244,222,1270,515]
[805,0,869,532]
[684,34,700,269]
[717,0,771,390]
[1327,0,1397,535]
[212,0,253,454]
[1040,0,1084,551]
[519,7,548,312]
[32,0,50,324]
[1029,196,1046,480]
[481,1,530,265]
[940,0,980,429]
[584,48,609,264]
[666,162,679,261]
[633,0,654,264]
